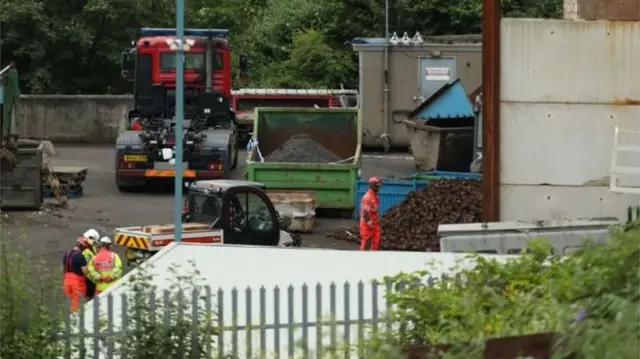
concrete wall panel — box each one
[501,102,640,185]
[16,95,133,143]
[501,19,640,104]
[500,18,640,222]
[500,184,640,221]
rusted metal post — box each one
[482,0,501,221]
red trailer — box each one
[231,88,359,141]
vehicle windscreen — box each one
[187,193,222,224]
[160,52,223,71]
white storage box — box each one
[268,191,316,232]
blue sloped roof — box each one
[409,80,475,120]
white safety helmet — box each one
[99,236,112,244]
[83,229,100,242]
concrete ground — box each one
[1,145,415,269]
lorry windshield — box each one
[187,193,222,224]
[160,52,223,71]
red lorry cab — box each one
[120,28,243,130]
[134,31,232,99]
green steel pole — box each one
[174,0,185,242]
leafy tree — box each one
[369,229,640,357]
[260,29,354,88]
[1,0,562,93]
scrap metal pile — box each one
[329,179,483,251]
[265,133,341,163]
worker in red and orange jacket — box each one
[62,238,91,312]
[360,177,383,250]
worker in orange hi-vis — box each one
[62,238,91,312]
[359,177,383,250]
[88,237,123,295]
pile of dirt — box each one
[264,133,342,163]
[328,179,483,251]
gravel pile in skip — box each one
[328,179,483,251]
[264,133,342,163]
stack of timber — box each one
[42,166,88,198]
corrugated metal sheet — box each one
[410,80,476,120]
[79,244,514,358]
[501,19,640,104]
[353,171,482,217]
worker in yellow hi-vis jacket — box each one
[80,229,99,299]
[88,237,123,295]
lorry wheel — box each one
[230,143,239,170]
[226,145,233,174]
[116,176,142,193]
[117,184,138,193]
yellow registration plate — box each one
[124,155,148,162]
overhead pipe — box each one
[381,0,391,151]
[481,0,501,221]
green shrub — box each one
[90,261,221,359]
[0,220,222,359]
[3,215,638,359]
[369,228,640,358]
[0,225,64,359]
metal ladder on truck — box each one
[608,126,640,229]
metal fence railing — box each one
[50,281,400,359]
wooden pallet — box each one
[43,188,83,199]
[43,183,83,192]
[42,176,85,186]
[142,223,211,234]
[49,166,88,180]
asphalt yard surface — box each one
[2,145,415,270]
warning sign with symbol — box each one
[424,67,451,81]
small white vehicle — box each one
[114,180,301,267]
[438,218,620,256]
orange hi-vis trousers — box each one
[63,272,86,312]
[360,225,381,251]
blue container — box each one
[353,171,481,218]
